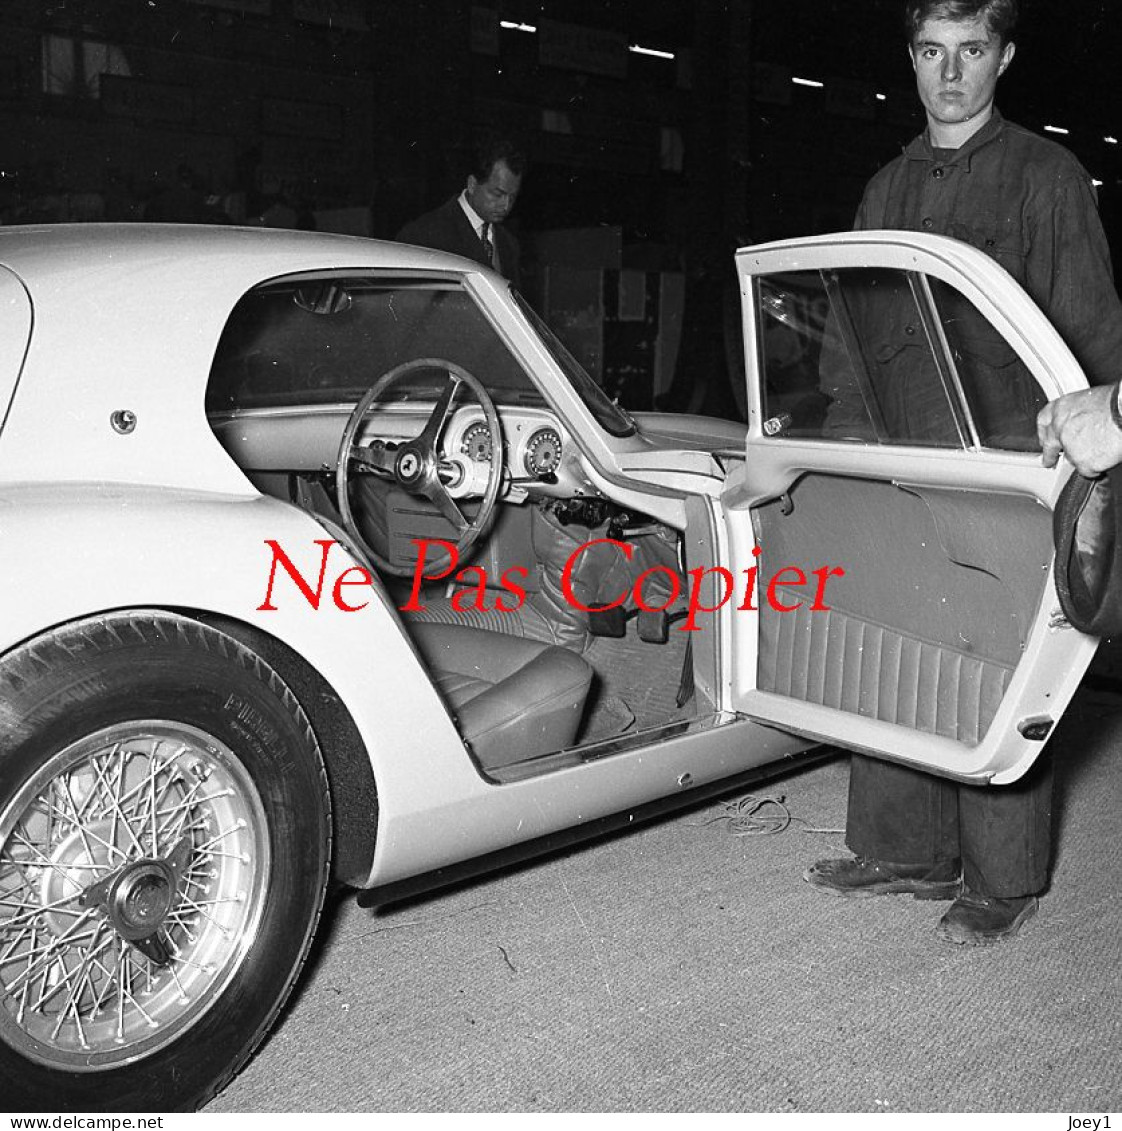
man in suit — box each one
[395,136,525,288]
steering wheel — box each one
[336,357,504,578]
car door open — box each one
[723,231,1099,785]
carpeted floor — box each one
[209,687,1122,1113]
[578,628,697,741]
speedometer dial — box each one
[461,421,493,462]
[524,428,562,477]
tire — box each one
[0,612,332,1112]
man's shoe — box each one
[803,855,961,900]
[935,890,1038,946]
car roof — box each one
[0,222,482,289]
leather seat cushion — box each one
[410,622,593,772]
[407,593,587,649]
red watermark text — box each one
[256,538,845,628]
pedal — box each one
[588,607,632,638]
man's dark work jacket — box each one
[856,109,1122,388]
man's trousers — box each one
[845,752,1054,897]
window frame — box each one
[753,262,1047,453]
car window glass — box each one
[513,291,635,438]
[205,278,545,411]
[927,277,1045,451]
[757,267,963,447]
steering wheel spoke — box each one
[335,358,504,578]
[416,375,461,453]
[423,481,469,532]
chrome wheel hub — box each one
[105,860,177,936]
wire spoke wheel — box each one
[0,613,333,1111]
[0,722,269,1070]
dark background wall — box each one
[3,0,1120,417]
[4,0,1121,249]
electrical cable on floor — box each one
[696,792,844,837]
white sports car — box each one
[0,224,1096,1110]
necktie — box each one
[481,223,494,266]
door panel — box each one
[754,473,1048,747]
[731,232,1099,784]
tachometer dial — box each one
[461,421,493,462]
[524,427,562,477]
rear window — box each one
[205,277,544,411]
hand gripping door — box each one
[723,231,1097,784]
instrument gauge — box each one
[524,428,563,477]
[461,421,493,463]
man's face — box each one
[910,15,1015,137]
[466,159,522,224]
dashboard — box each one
[440,407,575,501]
[210,401,600,504]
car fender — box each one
[0,483,486,871]
[0,482,813,890]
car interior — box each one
[207,259,1060,786]
[207,273,711,784]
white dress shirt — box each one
[458,192,499,271]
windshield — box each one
[514,292,636,438]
